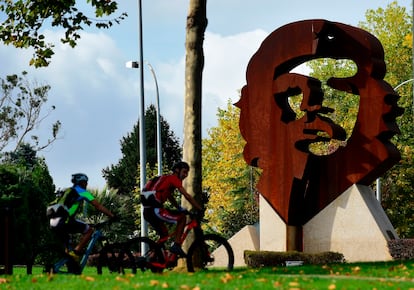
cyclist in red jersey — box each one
[141,161,202,257]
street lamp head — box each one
[125,61,139,68]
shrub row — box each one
[244,250,345,268]
[388,239,414,260]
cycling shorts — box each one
[154,208,182,224]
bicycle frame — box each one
[144,215,202,270]
[157,216,200,246]
[133,210,234,272]
[80,229,104,269]
[53,228,104,274]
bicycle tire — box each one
[122,237,164,273]
[186,233,234,272]
[97,242,137,274]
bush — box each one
[388,239,414,260]
[244,250,345,268]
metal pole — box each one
[376,179,381,201]
[137,0,147,239]
[146,62,163,176]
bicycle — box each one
[35,219,136,275]
[123,210,234,273]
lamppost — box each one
[376,78,414,201]
[126,60,163,176]
[136,0,147,240]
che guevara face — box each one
[272,72,347,154]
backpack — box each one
[141,176,163,207]
[46,187,79,219]
[143,176,161,191]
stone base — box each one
[259,194,287,251]
[213,225,259,267]
[303,184,398,262]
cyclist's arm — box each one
[91,199,115,218]
[178,186,203,211]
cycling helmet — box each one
[71,173,89,184]
[172,161,190,171]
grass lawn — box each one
[2,260,414,289]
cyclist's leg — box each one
[42,220,80,274]
[154,208,185,241]
[155,208,186,256]
[68,218,93,254]
[144,207,169,238]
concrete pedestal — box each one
[213,225,259,267]
[259,194,287,251]
[303,184,397,262]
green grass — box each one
[2,260,414,289]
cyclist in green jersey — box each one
[49,173,115,261]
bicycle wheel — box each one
[34,243,80,274]
[122,237,165,273]
[97,242,137,275]
[186,233,234,272]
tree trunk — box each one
[180,1,207,268]
[183,0,207,204]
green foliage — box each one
[80,187,137,242]
[307,59,359,155]
[359,1,412,86]
[202,101,259,238]
[388,239,414,260]
[0,0,126,67]
[102,105,182,195]
[0,71,61,153]
[0,143,55,265]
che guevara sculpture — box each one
[236,19,403,226]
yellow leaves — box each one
[202,100,253,233]
[0,278,9,284]
[273,281,282,287]
[403,33,412,48]
[220,272,234,283]
[180,285,200,290]
[149,279,159,286]
[82,276,95,282]
[352,266,361,274]
[328,283,336,289]
[149,280,169,288]
[288,281,301,289]
[115,276,129,282]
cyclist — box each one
[48,173,116,261]
[141,161,202,257]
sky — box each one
[0,0,411,190]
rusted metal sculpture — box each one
[236,19,403,226]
